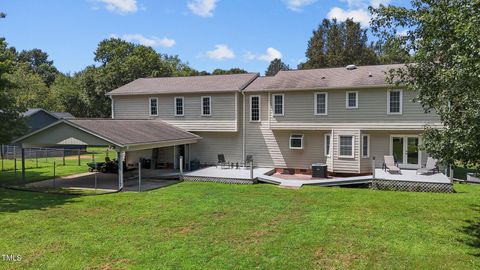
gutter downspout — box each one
[242,91,246,162]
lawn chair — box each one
[416,157,439,175]
[383,155,401,174]
[217,154,227,169]
[243,155,253,168]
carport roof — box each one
[13,119,201,148]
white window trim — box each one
[174,96,184,117]
[149,97,158,116]
[272,93,284,116]
[201,96,212,117]
[289,134,304,150]
[314,92,328,116]
[324,134,331,157]
[250,95,261,122]
[338,135,355,158]
[346,91,359,109]
[361,134,370,158]
[387,89,403,115]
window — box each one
[387,89,403,114]
[338,135,354,158]
[250,95,260,122]
[346,91,358,109]
[290,134,304,149]
[362,134,370,158]
[314,92,328,115]
[272,94,284,116]
[201,96,211,116]
[149,97,158,116]
[174,97,184,116]
[325,134,331,156]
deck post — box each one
[372,156,376,178]
[250,159,254,180]
[21,147,25,182]
[118,151,124,190]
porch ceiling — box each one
[13,119,201,150]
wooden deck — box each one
[183,166,275,184]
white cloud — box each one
[328,0,391,27]
[187,0,218,17]
[112,34,176,47]
[327,7,371,27]
[244,48,283,62]
[205,44,235,60]
[95,0,138,14]
[283,0,317,11]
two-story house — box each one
[105,64,441,175]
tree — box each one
[17,49,59,86]
[212,68,248,75]
[371,0,480,169]
[0,38,27,143]
[300,18,379,69]
[373,36,411,64]
[265,58,290,76]
[49,74,89,117]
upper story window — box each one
[339,135,355,158]
[314,92,328,115]
[272,94,284,116]
[387,89,403,115]
[346,91,358,109]
[362,134,370,158]
[289,134,304,149]
[201,96,211,116]
[149,97,158,116]
[250,95,261,122]
[174,97,184,116]
[325,134,331,156]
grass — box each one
[0,147,110,185]
[0,183,479,269]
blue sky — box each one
[1,0,407,75]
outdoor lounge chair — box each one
[416,157,439,175]
[243,155,253,168]
[383,155,401,174]
[217,154,227,168]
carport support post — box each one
[179,156,183,180]
[21,147,25,182]
[138,161,142,192]
[117,150,124,190]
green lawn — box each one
[0,147,111,185]
[0,183,479,269]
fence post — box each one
[0,144,3,172]
[250,159,254,180]
[36,151,39,168]
[14,158,17,178]
[45,148,48,163]
[77,149,81,166]
[53,161,56,189]
[138,161,142,192]
[62,149,66,166]
[92,152,95,162]
[21,148,25,182]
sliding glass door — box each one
[391,136,420,168]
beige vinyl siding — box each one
[327,130,360,173]
[269,88,439,128]
[244,93,327,168]
[113,93,237,131]
[189,132,243,165]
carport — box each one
[13,119,200,190]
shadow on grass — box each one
[461,205,480,257]
[0,187,79,214]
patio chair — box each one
[383,155,401,174]
[217,154,227,169]
[416,157,439,175]
[244,155,253,168]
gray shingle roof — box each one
[51,112,75,119]
[107,73,259,96]
[69,119,200,146]
[245,64,404,91]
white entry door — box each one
[391,136,421,169]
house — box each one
[14,64,442,180]
[22,108,75,132]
